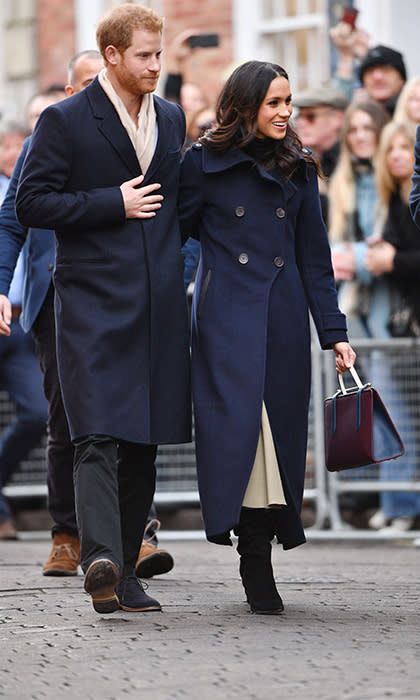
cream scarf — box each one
[98,68,156,175]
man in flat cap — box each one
[293,85,349,223]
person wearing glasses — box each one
[293,85,349,223]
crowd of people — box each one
[293,17,420,532]
[0,3,419,617]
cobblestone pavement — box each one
[0,537,419,699]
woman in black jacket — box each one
[367,121,420,328]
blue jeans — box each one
[369,350,420,519]
[0,320,48,522]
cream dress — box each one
[242,402,286,509]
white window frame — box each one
[233,0,331,89]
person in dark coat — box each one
[179,61,356,614]
[15,3,191,614]
[0,57,100,572]
[0,53,176,580]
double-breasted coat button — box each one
[274,256,284,268]
[275,207,286,218]
[235,206,245,217]
[48,264,53,271]
[238,253,249,265]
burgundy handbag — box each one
[324,366,404,472]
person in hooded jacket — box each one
[178,60,356,615]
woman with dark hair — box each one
[179,61,355,614]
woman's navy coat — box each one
[179,144,348,548]
[16,78,191,445]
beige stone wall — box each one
[0,0,75,126]
[1,0,37,123]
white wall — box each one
[356,0,419,79]
[75,0,104,52]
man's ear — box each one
[65,85,75,97]
[104,45,119,66]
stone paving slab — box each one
[0,538,419,699]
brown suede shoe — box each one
[135,519,174,578]
[0,519,18,540]
[84,558,120,614]
[42,533,80,576]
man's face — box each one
[113,29,162,97]
[27,92,65,132]
[362,65,405,103]
[295,105,342,154]
[67,56,104,95]
[0,132,26,178]
[180,83,206,115]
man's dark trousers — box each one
[73,435,157,576]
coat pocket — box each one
[197,269,212,320]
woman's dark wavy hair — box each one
[200,60,321,178]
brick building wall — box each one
[1,0,233,125]
[162,0,233,107]
[37,0,76,89]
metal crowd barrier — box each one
[2,336,420,535]
[1,394,198,507]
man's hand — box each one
[0,295,12,336]
[120,175,163,219]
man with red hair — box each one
[15,4,191,614]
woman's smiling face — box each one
[256,76,292,140]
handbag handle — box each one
[338,365,364,394]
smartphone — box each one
[188,34,220,49]
[341,6,358,30]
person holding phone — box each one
[330,10,407,116]
[163,28,217,124]
[179,60,355,614]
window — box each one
[233,0,329,89]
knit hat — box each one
[358,45,407,83]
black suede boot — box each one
[235,507,284,615]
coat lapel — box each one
[86,78,141,177]
[141,97,184,237]
[143,97,181,183]
[86,82,183,236]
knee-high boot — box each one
[234,507,284,614]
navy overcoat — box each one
[179,144,348,548]
[16,78,191,445]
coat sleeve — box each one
[16,106,126,233]
[382,202,420,280]
[295,167,348,349]
[409,125,420,230]
[0,140,30,296]
[178,147,205,242]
